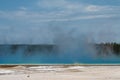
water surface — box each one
[0,45,120,64]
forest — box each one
[0,43,120,56]
[95,43,120,56]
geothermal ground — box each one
[0,65,120,80]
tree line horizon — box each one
[0,42,120,56]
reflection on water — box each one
[0,45,120,64]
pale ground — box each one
[0,66,120,80]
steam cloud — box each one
[0,23,119,64]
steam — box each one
[0,24,99,64]
[0,24,120,64]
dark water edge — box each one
[0,44,120,64]
[0,64,112,66]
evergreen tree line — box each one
[95,43,120,56]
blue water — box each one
[0,45,120,64]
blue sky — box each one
[0,0,120,44]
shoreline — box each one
[0,65,120,80]
[1,63,120,66]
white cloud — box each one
[37,0,85,13]
[85,5,120,12]
[0,0,120,44]
[0,10,118,23]
[0,0,120,23]
[19,6,27,11]
[31,14,118,22]
[85,5,105,12]
[37,0,120,12]
[37,0,67,8]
